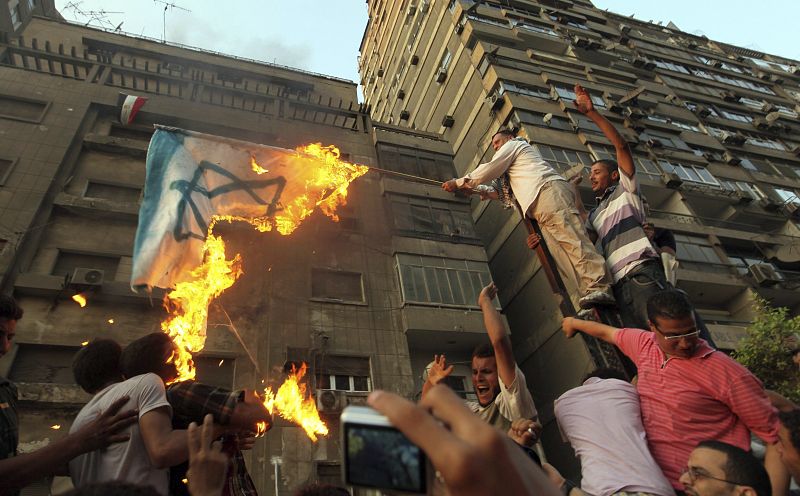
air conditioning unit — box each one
[623,117,645,132]
[756,70,771,81]
[71,268,105,286]
[542,113,553,126]
[397,89,406,100]
[487,92,505,112]
[623,107,646,120]
[722,151,741,166]
[632,57,656,71]
[790,65,800,75]
[399,110,410,120]
[722,90,740,103]
[442,114,455,127]
[572,35,591,48]
[720,131,746,146]
[603,93,623,113]
[665,94,679,104]
[761,102,776,113]
[420,0,430,14]
[618,23,631,34]
[455,23,464,34]
[377,68,384,77]
[765,111,782,123]
[647,138,664,148]
[410,55,419,65]
[316,389,345,413]
[661,172,683,189]
[693,105,712,118]
[735,190,754,203]
[784,202,800,220]
[406,4,417,17]
[749,263,781,287]
[759,196,783,212]
[752,117,770,130]
[435,67,447,83]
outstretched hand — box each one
[187,414,230,496]
[573,84,594,114]
[74,396,138,453]
[478,282,499,307]
[562,317,579,339]
[427,354,455,386]
[442,179,459,192]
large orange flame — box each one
[160,142,366,406]
[257,363,328,441]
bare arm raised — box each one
[479,283,516,388]
[574,84,635,179]
[562,316,620,345]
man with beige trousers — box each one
[442,129,614,315]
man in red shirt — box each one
[561,289,788,496]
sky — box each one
[55,1,799,88]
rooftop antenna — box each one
[153,0,191,43]
[63,1,123,30]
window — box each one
[377,145,455,182]
[315,355,371,392]
[718,109,752,123]
[553,85,606,108]
[718,180,764,201]
[84,182,142,203]
[644,130,692,151]
[512,109,571,131]
[653,59,691,74]
[311,269,364,303]
[9,0,21,29]
[498,81,551,100]
[0,95,47,122]
[438,50,452,71]
[514,21,558,37]
[396,254,492,307]
[388,194,477,240]
[646,114,701,132]
[725,247,780,278]
[466,13,509,28]
[659,160,719,187]
[674,234,725,270]
[773,188,800,206]
[52,251,120,279]
[9,344,80,384]
[194,356,235,389]
[535,144,594,173]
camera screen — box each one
[344,424,425,493]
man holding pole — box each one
[442,130,614,314]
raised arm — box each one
[479,283,516,387]
[574,84,635,179]
[0,396,137,494]
[421,354,454,399]
[562,316,619,345]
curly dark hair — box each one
[72,338,123,394]
[0,294,23,321]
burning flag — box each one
[132,126,367,382]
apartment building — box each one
[0,5,516,494]
[360,0,800,475]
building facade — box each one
[0,7,511,496]
[360,0,800,476]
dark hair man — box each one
[561,290,787,495]
[70,333,271,496]
[777,409,800,483]
[0,296,136,495]
[554,367,673,496]
[680,441,772,496]
[442,128,614,316]
[422,283,537,432]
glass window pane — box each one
[436,268,454,304]
[424,267,441,302]
[448,270,466,305]
[333,375,350,391]
[352,376,370,391]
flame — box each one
[158,143,365,395]
[250,154,269,175]
[72,294,87,307]
[257,363,328,441]
[108,319,115,324]
[81,341,89,346]
[50,424,61,430]
[161,233,243,382]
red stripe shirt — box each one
[615,328,779,489]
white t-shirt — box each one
[554,378,674,496]
[456,138,563,214]
[466,364,538,430]
[68,373,172,495]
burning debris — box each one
[132,127,368,438]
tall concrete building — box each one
[0,5,507,496]
[360,0,800,475]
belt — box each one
[615,259,663,286]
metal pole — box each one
[366,166,443,185]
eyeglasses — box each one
[653,324,700,341]
[682,467,741,486]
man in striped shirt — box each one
[561,290,788,496]
[571,84,663,330]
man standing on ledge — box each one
[442,129,614,315]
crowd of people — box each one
[0,84,798,496]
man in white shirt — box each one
[69,333,190,495]
[442,129,614,313]
[422,283,537,432]
[554,368,674,496]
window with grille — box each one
[674,234,726,271]
[396,254,493,307]
[552,85,606,108]
[659,160,719,187]
[388,194,477,241]
[377,145,455,182]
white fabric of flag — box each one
[132,126,346,290]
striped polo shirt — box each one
[586,172,658,283]
[615,328,780,489]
